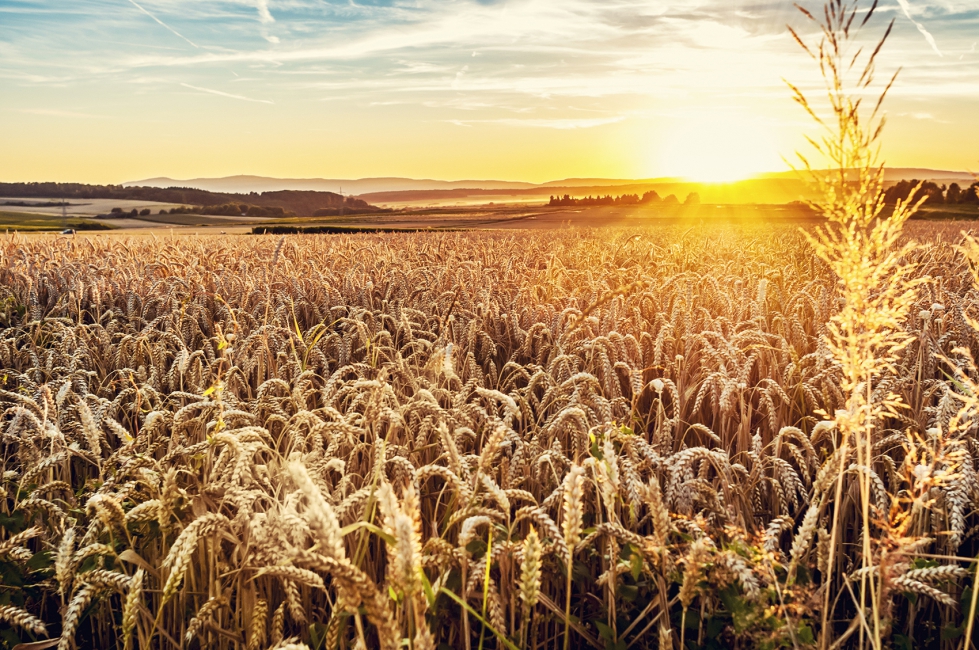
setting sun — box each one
[655,112,783,183]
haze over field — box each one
[122,168,979,206]
[1,1,977,186]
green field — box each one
[913,203,979,220]
[0,211,114,231]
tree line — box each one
[548,190,700,207]
[883,179,979,205]
[0,182,382,217]
[104,204,296,218]
[165,204,294,218]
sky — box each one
[0,0,977,184]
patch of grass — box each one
[911,203,979,220]
[0,211,115,231]
[251,225,464,235]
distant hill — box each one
[127,176,540,195]
[0,182,385,217]
[127,169,975,206]
[358,180,810,206]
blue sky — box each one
[1,0,977,183]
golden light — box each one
[654,112,782,183]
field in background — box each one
[2,194,976,234]
[1,197,185,217]
[1,222,978,650]
[0,210,115,231]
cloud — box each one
[179,82,273,104]
[126,0,199,49]
[255,0,274,25]
[898,111,950,123]
[255,0,279,43]
[895,0,943,56]
[6,0,978,125]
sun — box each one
[653,112,782,183]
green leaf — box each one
[309,622,328,650]
[797,624,815,645]
[437,588,519,650]
[705,616,725,640]
[0,511,27,534]
[594,621,613,642]
[794,563,812,585]
[618,584,638,602]
[26,551,52,573]
[961,585,974,611]
[911,557,938,570]
[0,563,24,589]
[682,608,701,629]
[465,539,486,557]
[629,550,643,581]
[719,584,750,633]
[339,521,396,546]
[2,628,24,649]
[420,571,437,610]
[590,433,603,460]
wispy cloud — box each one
[126,0,199,49]
[179,82,273,104]
[254,0,279,44]
[898,111,950,123]
[895,0,943,56]
[2,0,977,181]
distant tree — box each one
[662,194,679,206]
[947,183,962,204]
[883,179,944,205]
[159,209,167,214]
[963,182,979,204]
[684,192,701,206]
[139,208,151,216]
[129,208,138,216]
[110,207,123,214]
[549,191,665,208]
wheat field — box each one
[0,219,977,650]
[3,1,979,647]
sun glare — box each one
[654,113,782,183]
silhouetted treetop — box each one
[0,182,383,217]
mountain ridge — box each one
[126,168,976,197]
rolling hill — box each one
[127,169,976,206]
